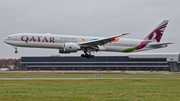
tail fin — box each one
[143,20,169,42]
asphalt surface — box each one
[0,71,180,74]
[1,71,180,80]
[0,78,180,80]
[0,71,180,80]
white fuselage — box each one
[3,33,166,53]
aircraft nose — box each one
[3,38,8,43]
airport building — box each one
[21,53,180,72]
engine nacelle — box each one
[59,43,80,53]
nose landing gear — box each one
[14,47,18,54]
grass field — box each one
[0,74,180,101]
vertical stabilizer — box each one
[143,20,169,42]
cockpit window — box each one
[8,37,11,38]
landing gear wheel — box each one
[91,55,95,58]
[81,54,85,57]
[85,54,88,58]
[87,55,91,59]
[15,50,18,53]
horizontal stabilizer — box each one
[149,42,173,46]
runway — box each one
[0,71,180,74]
[0,78,180,80]
[1,71,180,80]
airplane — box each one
[3,20,172,59]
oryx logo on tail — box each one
[144,20,169,42]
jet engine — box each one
[59,43,80,53]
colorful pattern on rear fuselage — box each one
[92,38,151,52]
[122,41,151,52]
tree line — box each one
[0,59,21,69]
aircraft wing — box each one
[79,33,130,47]
[149,42,173,46]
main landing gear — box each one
[81,50,95,59]
[81,54,95,59]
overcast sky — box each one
[0,0,180,59]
